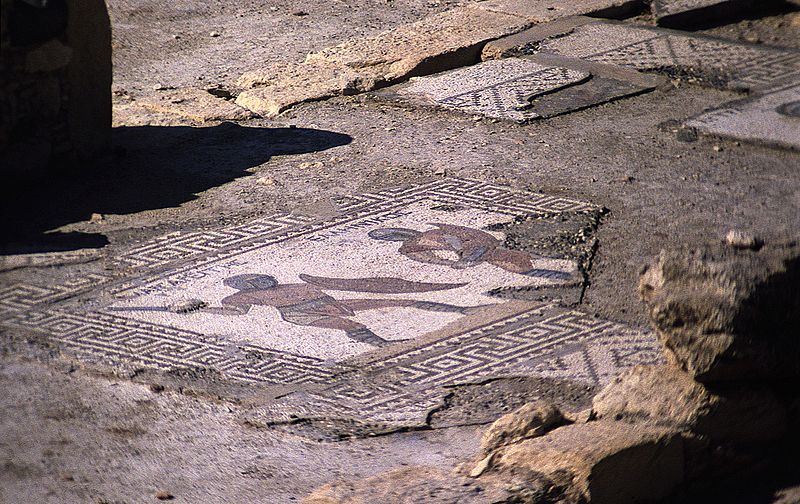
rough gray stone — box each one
[639,240,800,382]
[593,365,788,443]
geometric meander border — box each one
[255,308,663,424]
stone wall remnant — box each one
[1,0,111,179]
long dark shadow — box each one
[0,123,352,254]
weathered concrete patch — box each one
[652,0,760,28]
[534,19,800,93]
[236,6,532,116]
[685,84,800,150]
[400,58,590,122]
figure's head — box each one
[368,227,420,242]
[224,274,278,291]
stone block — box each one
[652,0,760,28]
[639,241,800,382]
[303,466,513,504]
[236,6,532,116]
[138,87,256,123]
[496,421,684,504]
[304,6,531,82]
[475,0,644,23]
[593,365,788,443]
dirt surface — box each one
[2,1,800,502]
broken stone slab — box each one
[525,19,800,93]
[592,365,788,443]
[475,0,645,23]
[235,61,377,117]
[685,84,800,151]
[639,240,800,382]
[138,87,256,122]
[303,466,515,504]
[236,6,532,116]
[303,6,531,81]
[399,57,591,122]
[652,0,760,28]
[494,421,684,504]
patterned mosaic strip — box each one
[540,21,800,92]
[3,309,332,385]
[256,309,662,424]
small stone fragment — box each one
[256,176,276,187]
[725,229,762,250]
[480,401,565,454]
[210,30,221,37]
[89,213,104,224]
[154,490,174,500]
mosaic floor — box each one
[0,179,662,424]
[686,84,800,150]
[538,20,800,93]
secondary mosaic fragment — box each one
[686,84,800,150]
[401,58,590,121]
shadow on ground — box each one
[0,123,352,254]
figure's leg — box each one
[304,315,391,347]
[342,298,488,315]
[486,249,574,280]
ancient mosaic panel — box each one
[539,21,800,92]
[686,84,800,150]
[401,58,590,122]
[0,179,661,423]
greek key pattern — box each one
[3,309,332,385]
[117,213,316,269]
[542,22,800,92]
[0,273,110,316]
[256,309,663,424]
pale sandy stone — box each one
[475,0,643,23]
[236,6,531,116]
[236,62,376,117]
[496,421,684,504]
[592,365,787,443]
[138,87,255,122]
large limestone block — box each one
[303,466,514,504]
[475,0,644,23]
[639,241,800,382]
[304,6,531,82]
[236,6,530,116]
[593,365,787,443]
[496,421,684,504]
[235,61,375,117]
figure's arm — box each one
[200,304,252,315]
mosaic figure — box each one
[196,273,487,347]
[369,223,572,280]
